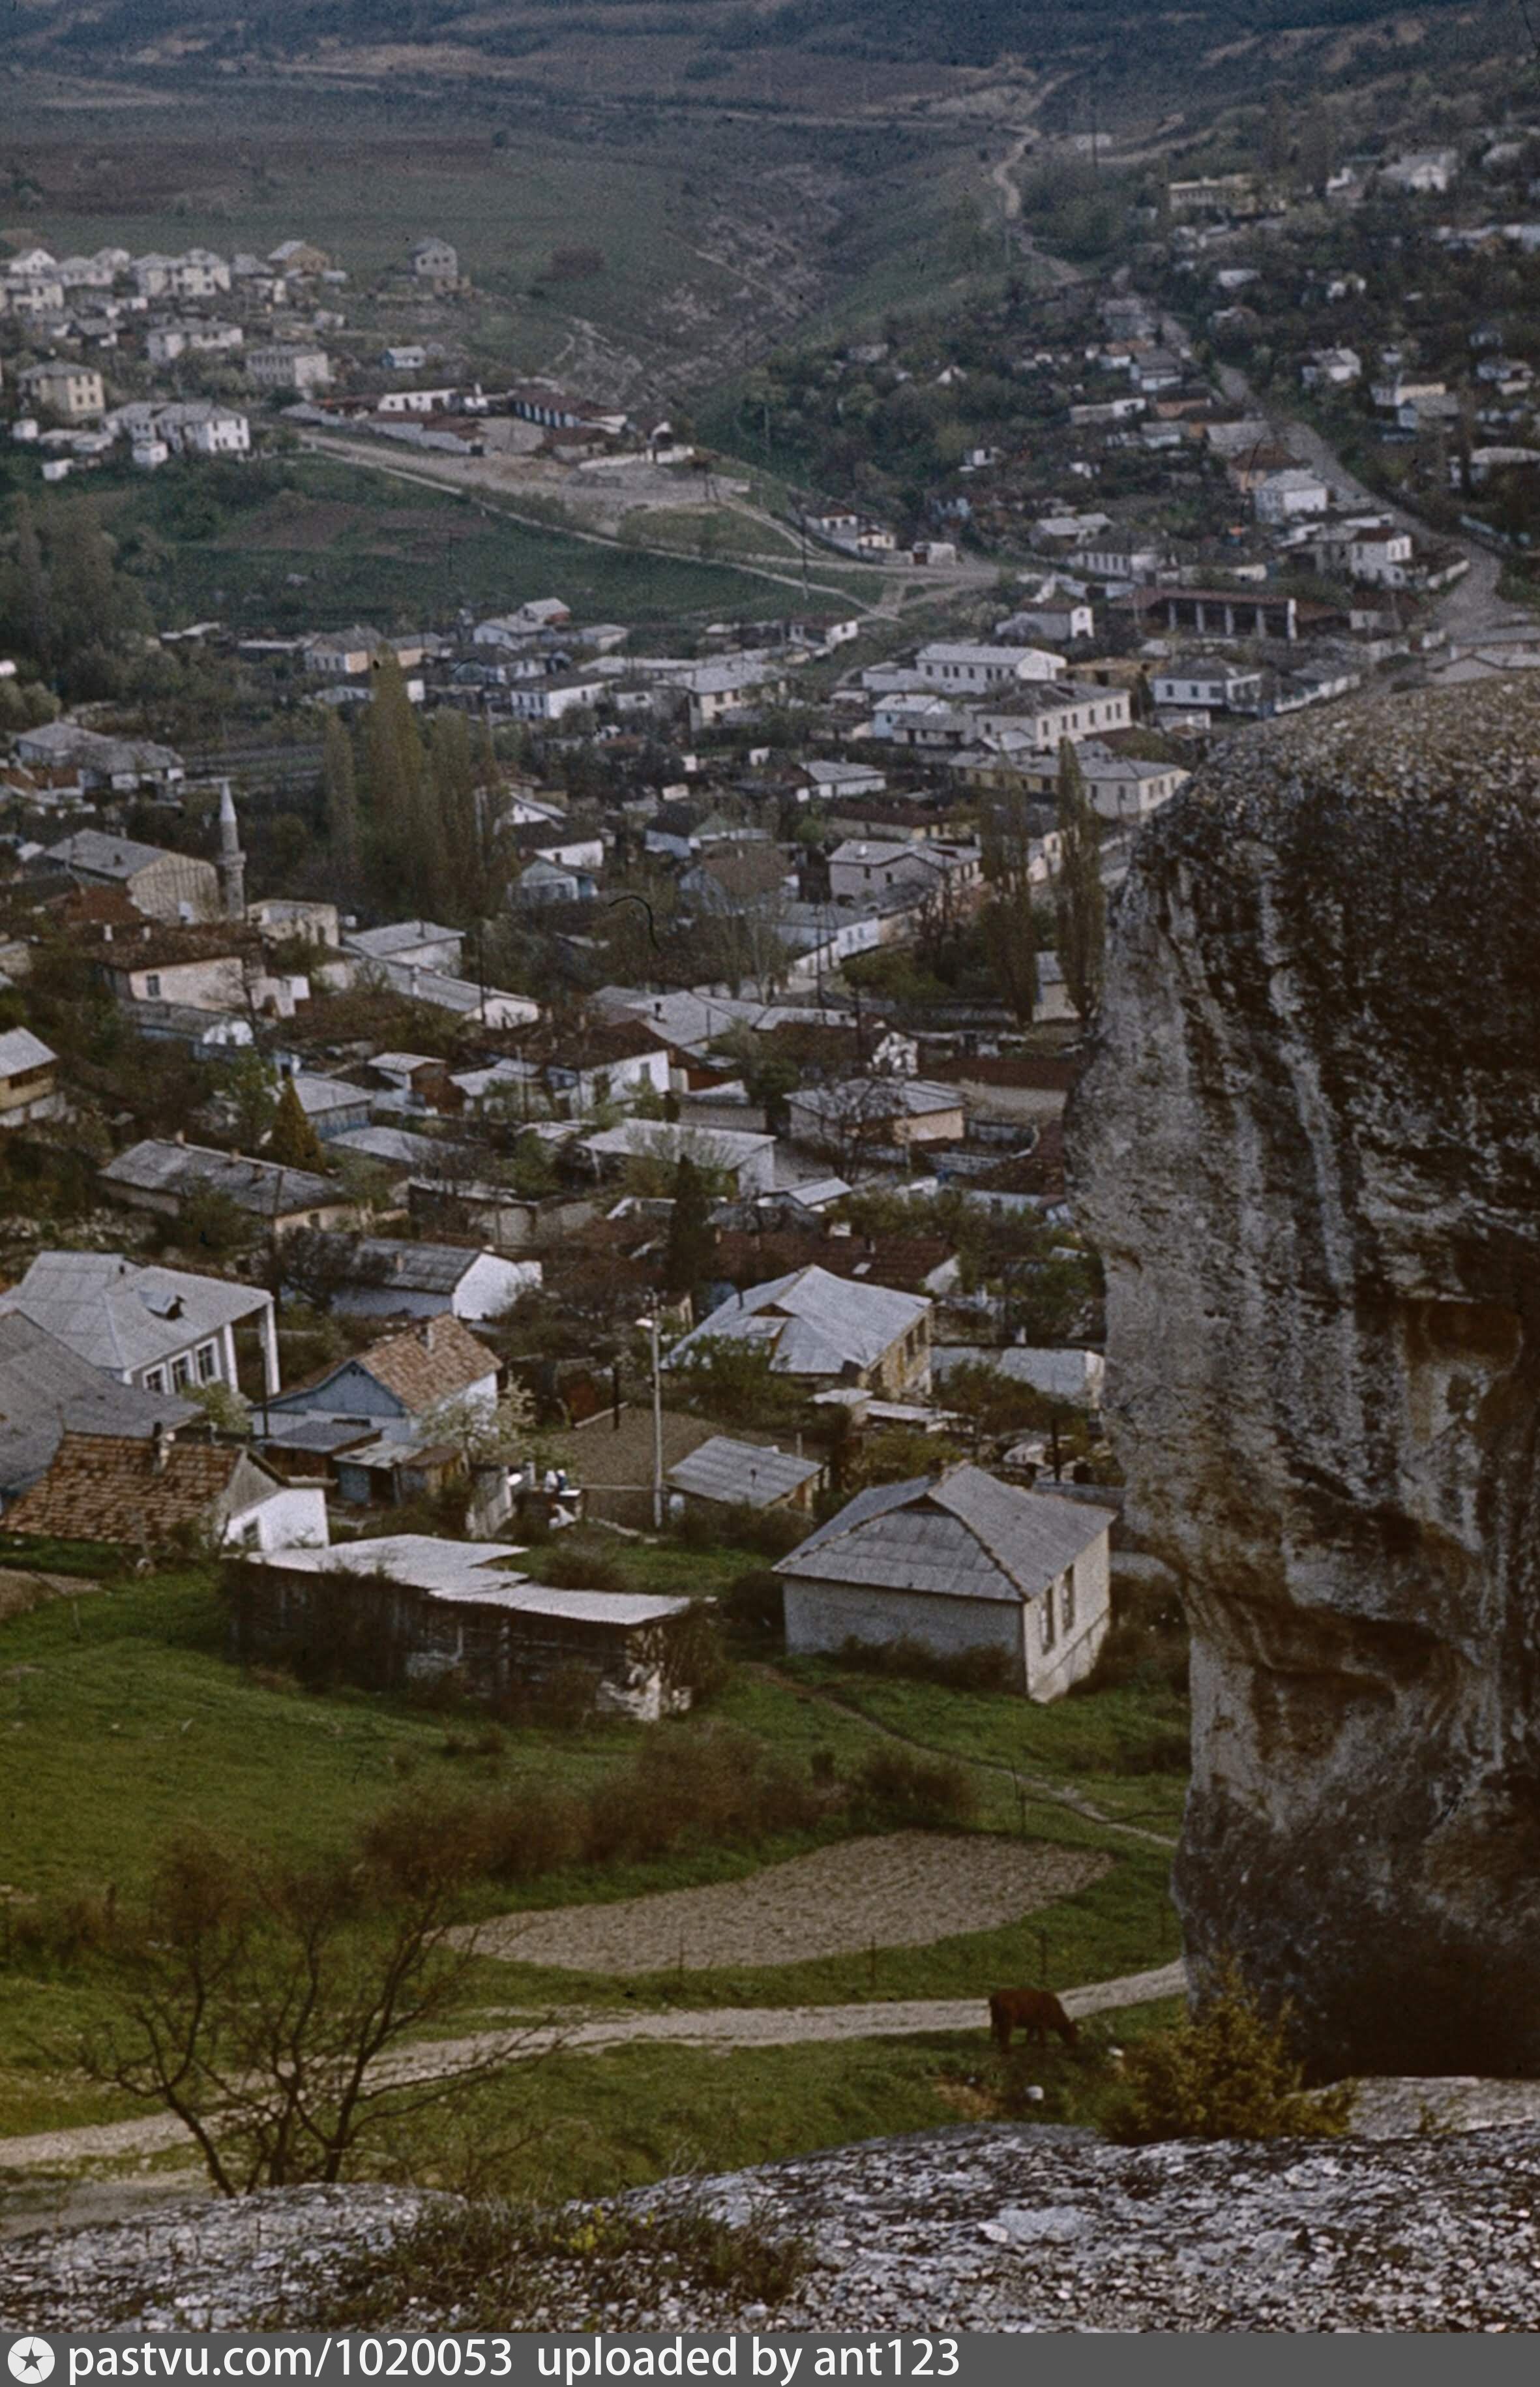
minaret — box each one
[217,779,246,921]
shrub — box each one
[1082,1573,1189,1695]
[851,1747,979,1830]
[535,1541,627,1593]
[305,2193,808,2330]
[666,1602,730,1704]
[1104,1962,1356,2145]
[834,1632,1016,1694]
[723,1566,784,1642]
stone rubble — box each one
[7,2122,1540,2332]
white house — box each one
[1301,346,1362,391]
[914,642,1065,693]
[775,1464,1114,1700]
[1254,467,1332,524]
[0,1250,279,1397]
[996,602,1095,644]
[247,344,332,393]
[1151,662,1264,713]
[153,402,252,458]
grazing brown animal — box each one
[989,1987,1078,2050]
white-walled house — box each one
[775,1465,1113,1700]
[0,1250,280,1397]
[1151,662,1264,713]
[1254,467,1332,523]
[913,642,1065,693]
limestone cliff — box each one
[1069,679,1540,2077]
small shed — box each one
[225,1535,696,1719]
[667,1434,824,1514]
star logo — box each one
[8,2343,55,2384]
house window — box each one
[197,1340,219,1383]
[1041,1583,1057,1651]
[143,1366,167,1393]
[171,1354,193,1389]
[145,974,161,998]
[1062,1567,1076,1632]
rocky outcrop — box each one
[1069,680,1540,2078]
[8,2124,1540,2331]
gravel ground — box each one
[473,1835,1111,1974]
[10,2118,1540,2331]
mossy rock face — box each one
[1069,680,1540,2077]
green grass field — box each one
[6,449,868,635]
[0,1549,1185,2159]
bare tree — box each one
[78,1820,541,2196]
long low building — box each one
[224,1534,697,1720]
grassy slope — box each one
[0,1552,1185,2150]
[13,450,860,633]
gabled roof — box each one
[291,1237,501,1297]
[775,1464,1113,1604]
[0,1312,199,1494]
[100,1140,337,1219]
[277,1315,496,1418]
[0,1028,55,1077]
[667,1434,822,1509]
[44,826,173,877]
[0,1251,268,1374]
[3,1430,276,1544]
[666,1264,928,1379]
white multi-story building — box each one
[246,344,331,393]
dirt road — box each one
[0,1960,1187,2176]
[1213,363,1526,647]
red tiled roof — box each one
[3,1431,269,1544]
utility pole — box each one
[637,1307,665,1528]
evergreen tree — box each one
[664,1152,716,1309]
[322,711,361,886]
[1054,738,1105,1022]
[269,1077,325,1171]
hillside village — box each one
[3,47,1540,2285]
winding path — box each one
[0,1961,1187,2175]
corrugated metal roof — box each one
[667,1265,928,1378]
[255,1535,687,1625]
[776,1464,1112,1604]
[667,1434,821,1509]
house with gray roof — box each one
[0,1312,200,1503]
[666,1433,824,1515]
[0,1027,61,1128]
[282,1235,540,1323]
[44,825,216,923]
[0,1250,279,1396]
[665,1263,931,1398]
[98,1139,356,1239]
[775,1462,1113,1698]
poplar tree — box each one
[1054,738,1105,1021]
[361,655,428,907]
[979,774,1040,1030]
[322,712,360,886]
